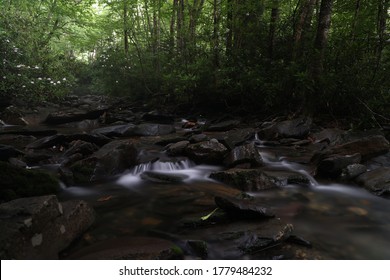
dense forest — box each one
[1,0,389,123]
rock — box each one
[186,240,208,259]
[341,164,367,180]
[317,153,361,178]
[66,236,181,260]
[310,128,345,146]
[238,222,294,254]
[210,168,310,191]
[71,139,138,183]
[43,108,107,125]
[0,128,57,137]
[286,235,312,248]
[0,145,24,161]
[0,106,28,125]
[65,133,111,147]
[91,124,137,137]
[185,139,228,164]
[166,141,190,156]
[322,135,390,162]
[355,167,390,197]
[140,171,189,184]
[206,120,240,132]
[215,196,275,218]
[26,134,66,149]
[0,161,59,203]
[224,142,263,168]
[153,135,187,146]
[258,117,312,140]
[134,123,175,136]
[365,152,390,169]
[189,134,209,143]
[142,111,175,124]
[64,140,99,158]
[215,128,255,150]
[0,195,95,259]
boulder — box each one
[26,134,66,149]
[142,111,175,124]
[166,140,190,156]
[0,144,24,161]
[64,140,99,158]
[70,139,138,183]
[210,168,310,191]
[0,161,59,203]
[341,164,367,180]
[185,139,228,164]
[258,117,312,140]
[322,135,389,162]
[206,120,240,132]
[91,124,137,137]
[134,123,175,136]
[0,195,95,259]
[189,134,209,143]
[215,128,255,150]
[355,167,390,197]
[317,153,361,178]
[0,106,28,125]
[224,142,263,167]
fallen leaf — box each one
[97,195,113,202]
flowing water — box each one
[57,132,390,259]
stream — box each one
[57,128,390,260]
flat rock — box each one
[258,117,312,140]
[0,195,95,259]
[210,168,310,191]
[355,167,390,197]
[166,140,189,156]
[26,134,66,149]
[215,196,275,218]
[91,124,137,137]
[140,171,189,184]
[43,109,107,125]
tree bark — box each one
[123,0,129,54]
[268,1,280,60]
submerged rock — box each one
[214,196,275,218]
[140,171,189,184]
[0,195,95,259]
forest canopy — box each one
[0,0,389,123]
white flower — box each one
[16,64,24,68]
[18,74,21,76]
[115,80,118,83]
[38,77,42,80]
[47,78,51,80]
[22,85,26,88]
[30,81,34,84]
[57,81,61,84]
[63,77,66,81]
[3,76,6,79]
[35,66,39,69]
[50,81,54,84]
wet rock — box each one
[0,144,24,161]
[0,161,59,203]
[26,134,66,149]
[286,235,312,248]
[66,236,181,260]
[310,128,345,146]
[23,151,53,165]
[185,139,228,164]
[140,171,189,184]
[258,117,312,140]
[323,135,390,162]
[0,106,28,125]
[65,133,111,147]
[153,135,187,146]
[210,168,310,191]
[355,167,390,197]
[167,141,190,156]
[64,140,99,158]
[43,108,107,125]
[71,139,138,183]
[239,223,293,254]
[224,142,263,168]
[0,134,37,149]
[142,111,175,124]
[215,128,255,150]
[186,240,208,259]
[189,134,209,143]
[317,153,361,178]
[0,195,95,259]
[0,128,57,137]
[214,196,275,218]
[91,124,137,137]
[341,164,367,180]
[365,152,390,169]
[134,123,175,136]
[206,120,240,132]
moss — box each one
[0,161,60,203]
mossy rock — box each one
[70,161,96,184]
[0,161,60,203]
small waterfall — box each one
[130,159,194,175]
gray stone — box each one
[206,120,240,132]
[185,140,228,164]
[167,140,190,156]
[258,117,312,140]
[215,196,275,218]
[224,142,263,167]
[317,153,361,178]
[0,195,95,259]
[355,167,390,196]
[341,164,367,180]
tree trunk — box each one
[123,0,129,54]
[170,0,178,51]
[226,0,233,57]
[213,0,221,68]
[268,1,280,60]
